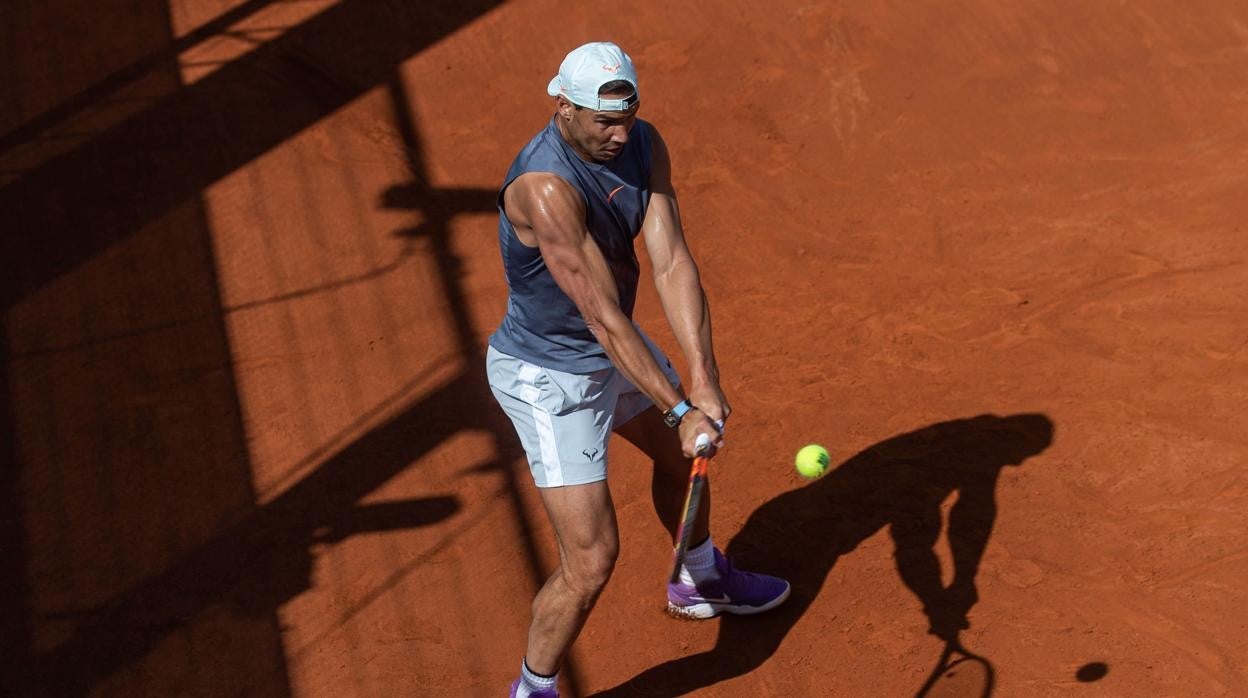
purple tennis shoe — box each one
[667,548,790,619]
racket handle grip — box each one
[694,432,712,455]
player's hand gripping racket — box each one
[669,432,714,584]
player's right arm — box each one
[505,172,711,451]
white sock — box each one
[678,535,719,586]
[516,658,557,697]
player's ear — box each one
[555,96,576,121]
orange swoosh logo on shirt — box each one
[606,185,625,203]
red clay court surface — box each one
[3,1,1247,696]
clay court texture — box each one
[2,1,1246,696]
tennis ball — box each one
[795,444,830,479]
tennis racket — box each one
[669,432,713,584]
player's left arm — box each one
[641,124,731,424]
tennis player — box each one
[486,42,790,698]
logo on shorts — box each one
[582,448,600,461]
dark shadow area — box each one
[383,183,499,240]
[8,240,425,361]
[3,3,282,694]
[0,0,503,306]
[0,0,278,153]
[310,496,461,543]
[915,639,995,698]
[1076,661,1109,682]
[2,178,511,694]
[0,329,30,698]
[18,382,474,694]
[0,0,543,695]
[592,413,1054,697]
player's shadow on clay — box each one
[591,412,1053,697]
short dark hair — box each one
[598,79,634,96]
[573,80,637,111]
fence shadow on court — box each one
[0,1,549,695]
[591,413,1054,697]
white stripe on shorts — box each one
[517,363,542,404]
[531,405,564,487]
[516,362,564,487]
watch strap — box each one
[664,399,693,428]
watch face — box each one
[663,411,680,428]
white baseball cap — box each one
[546,41,640,112]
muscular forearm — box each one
[654,257,719,388]
[586,305,684,412]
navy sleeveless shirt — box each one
[489,117,653,372]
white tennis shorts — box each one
[486,334,680,488]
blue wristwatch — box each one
[662,399,694,428]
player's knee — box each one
[564,543,618,600]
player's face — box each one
[559,93,639,163]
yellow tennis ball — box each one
[795,444,830,478]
